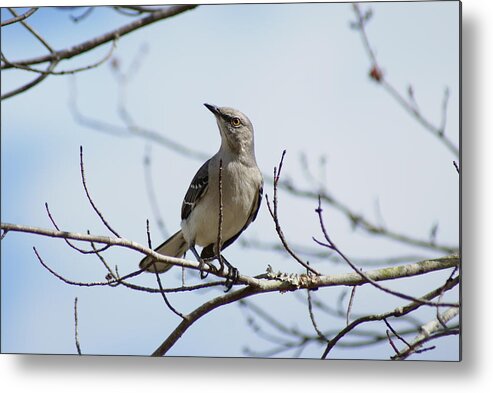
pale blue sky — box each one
[1,2,459,360]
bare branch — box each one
[1,5,198,70]
[393,329,460,360]
[384,317,411,349]
[154,268,186,320]
[265,151,321,276]
[216,159,224,271]
[391,307,460,360]
[1,7,38,27]
[7,8,54,52]
[240,237,424,267]
[45,202,110,255]
[69,7,94,23]
[241,298,438,357]
[27,224,460,358]
[307,288,328,341]
[453,160,460,174]
[321,275,459,359]
[314,198,459,308]
[346,286,357,326]
[351,4,459,157]
[79,146,121,238]
[153,258,457,355]
[278,179,458,254]
[74,297,82,355]
[1,60,58,99]
[1,40,117,76]
[385,329,400,355]
[3,218,457,291]
[151,286,259,356]
[146,220,185,320]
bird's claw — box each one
[219,255,238,292]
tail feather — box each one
[139,230,188,273]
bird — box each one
[139,103,263,290]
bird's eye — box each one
[231,117,241,127]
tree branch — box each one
[2,219,458,356]
[314,197,459,307]
[74,297,82,355]
[321,275,459,359]
[1,7,38,27]
[265,150,321,276]
[1,5,198,70]
[1,59,59,100]
[391,307,459,360]
[350,3,459,157]
[1,221,458,290]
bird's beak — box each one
[204,103,220,116]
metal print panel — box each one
[1,1,460,360]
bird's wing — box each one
[181,159,210,220]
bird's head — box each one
[204,103,255,156]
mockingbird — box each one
[139,103,263,289]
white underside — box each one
[181,157,261,248]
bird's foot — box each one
[198,258,217,279]
[218,255,239,292]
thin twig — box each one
[69,7,94,23]
[295,290,421,328]
[346,286,357,326]
[79,146,121,237]
[1,39,117,76]
[88,233,118,281]
[384,318,412,349]
[154,269,186,320]
[439,87,450,134]
[351,3,459,157]
[1,60,58,99]
[74,297,82,355]
[8,8,54,52]
[32,242,224,294]
[392,314,460,361]
[242,298,435,357]
[45,202,110,254]
[453,161,460,174]
[240,237,424,266]
[278,179,457,254]
[436,264,459,328]
[2,5,198,70]
[307,288,329,341]
[266,151,321,276]
[314,197,458,308]
[386,330,400,355]
[217,159,224,271]
[1,7,38,27]
[321,275,459,359]
[152,286,260,356]
[147,220,186,320]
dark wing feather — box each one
[181,159,210,220]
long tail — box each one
[139,230,188,273]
